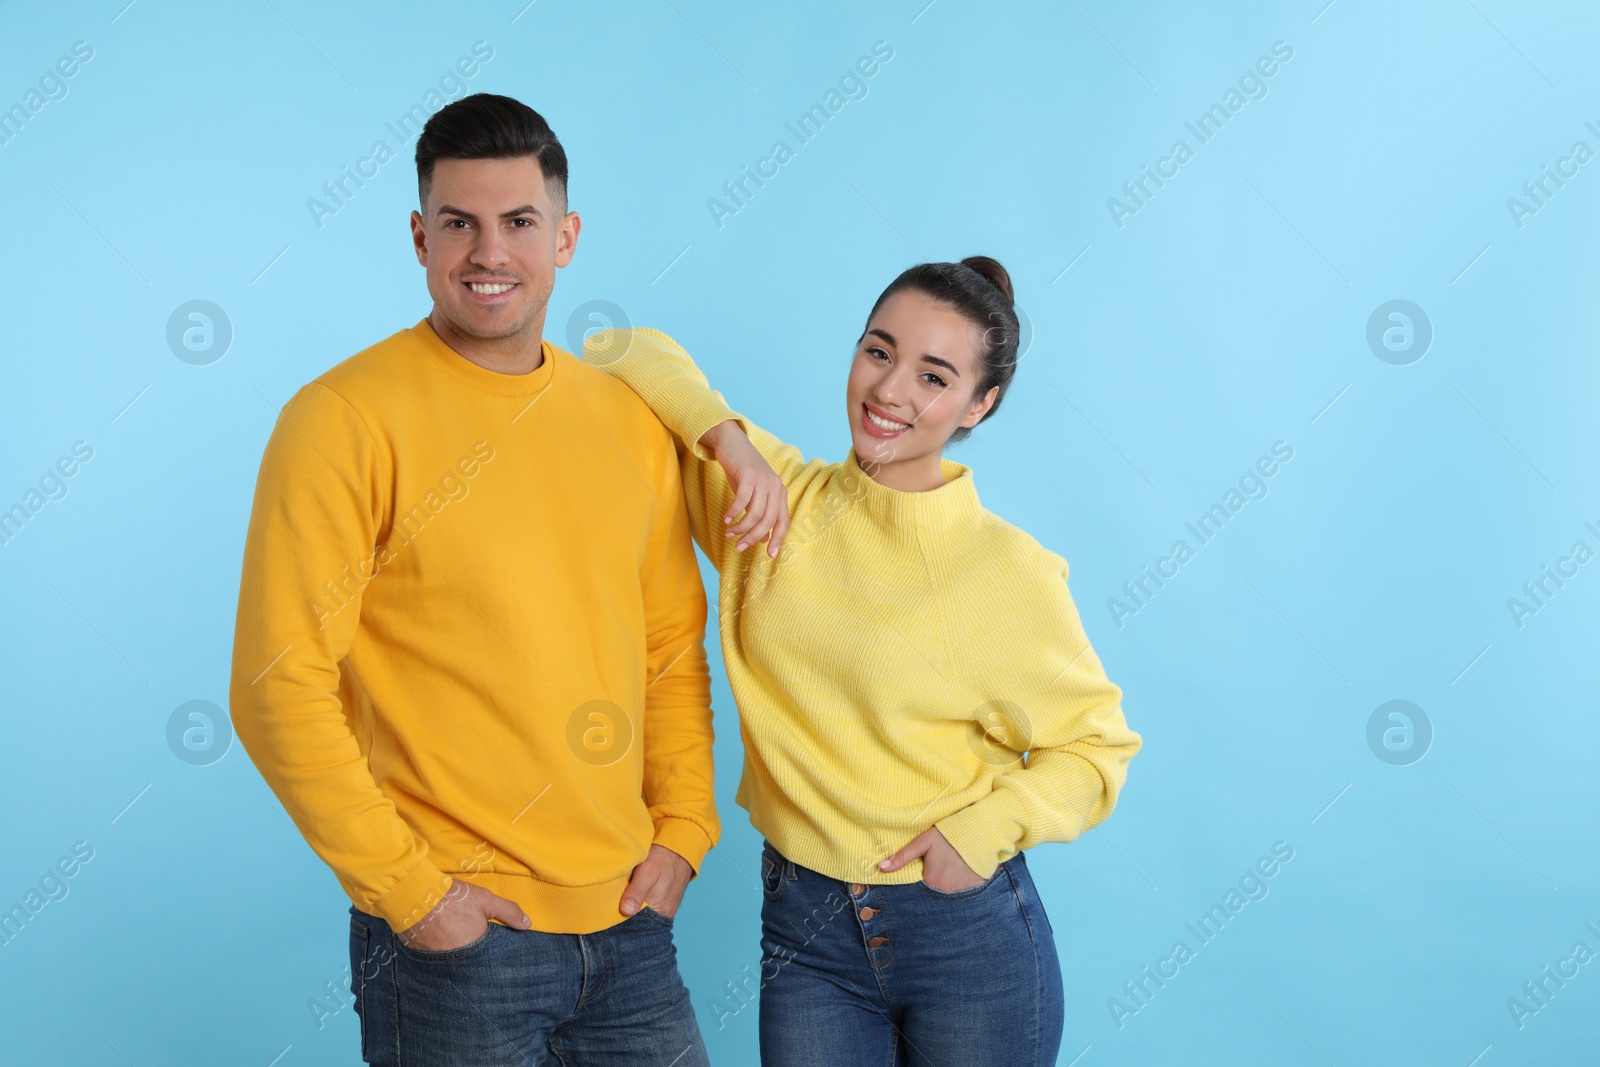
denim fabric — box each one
[756,840,1064,1067]
[348,905,709,1066]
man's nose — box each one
[471,225,512,269]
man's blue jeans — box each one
[348,904,710,1066]
[757,840,1065,1066]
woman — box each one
[585,257,1142,1066]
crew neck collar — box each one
[412,316,556,397]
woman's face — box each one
[846,288,998,470]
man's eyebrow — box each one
[865,327,961,377]
[435,203,546,220]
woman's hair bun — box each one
[958,255,1014,306]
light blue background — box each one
[2,1,1596,1064]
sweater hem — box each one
[450,871,638,934]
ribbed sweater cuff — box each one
[367,857,456,933]
[653,816,714,876]
[935,792,1025,880]
[680,398,744,462]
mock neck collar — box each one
[840,448,981,529]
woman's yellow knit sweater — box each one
[586,327,1142,885]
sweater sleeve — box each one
[228,382,455,933]
[934,553,1143,879]
[637,432,721,874]
[582,326,810,573]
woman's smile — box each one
[861,402,913,438]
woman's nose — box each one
[873,367,910,407]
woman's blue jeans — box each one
[756,839,1065,1066]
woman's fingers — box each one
[766,491,791,558]
[723,476,755,530]
[727,486,765,540]
[732,495,774,549]
[733,479,791,551]
[878,831,932,872]
[746,485,782,553]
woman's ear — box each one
[960,385,1000,429]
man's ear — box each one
[555,210,582,269]
[960,385,999,429]
[410,209,428,266]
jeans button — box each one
[858,907,877,920]
[849,883,865,896]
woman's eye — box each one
[923,373,947,388]
[867,346,889,361]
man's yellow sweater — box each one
[229,318,718,934]
[585,327,1141,884]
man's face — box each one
[410,156,579,343]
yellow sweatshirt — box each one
[229,318,718,934]
[584,327,1141,884]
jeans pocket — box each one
[760,842,789,902]
[640,903,676,929]
[395,920,499,963]
[917,866,1004,900]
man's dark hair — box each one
[414,93,568,212]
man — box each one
[229,93,718,1065]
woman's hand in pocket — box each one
[878,827,986,892]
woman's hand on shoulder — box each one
[702,419,789,558]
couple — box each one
[230,93,1141,1067]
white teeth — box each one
[866,409,910,431]
[468,282,514,294]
